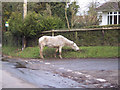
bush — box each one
[3,12,23,47]
[54,30,119,46]
[22,12,65,38]
[8,12,23,37]
[5,12,65,47]
[8,12,65,38]
[83,24,120,28]
[37,15,65,31]
[74,23,120,29]
[22,12,42,38]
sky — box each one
[70,0,110,15]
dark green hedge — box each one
[3,29,119,47]
[51,30,119,46]
[83,24,120,29]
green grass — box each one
[2,46,20,56]
[63,46,119,58]
[2,46,119,59]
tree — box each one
[50,2,66,22]
[2,2,23,31]
[8,12,41,47]
[8,12,65,47]
[8,12,23,37]
[43,3,52,17]
[74,1,99,28]
[69,2,79,28]
[118,1,120,9]
[28,2,68,28]
[27,2,46,14]
[86,1,99,25]
[65,1,70,30]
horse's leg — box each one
[54,48,58,58]
[39,44,44,59]
[59,47,62,59]
[40,49,44,59]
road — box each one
[45,58,118,70]
[1,57,119,88]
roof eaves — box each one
[96,1,120,12]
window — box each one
[118,15,120,24]
[108,16,109,24]
[114,15,117,24]
[108,11,120,25]
[110,16,112,24]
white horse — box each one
[38,35,79,59]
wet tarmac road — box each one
[1,57,119,88]
[44,58,118,70]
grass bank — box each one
[2,46,119,59]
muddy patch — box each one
[15,62,27,68]
[53,69,118,88]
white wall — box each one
[101,12,108,25]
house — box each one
[96,1,120,25]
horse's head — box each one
[71,42,79,51]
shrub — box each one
[54,30,119,46]
[8,12,23,37]
[83,24,120,28]
[7,11,65,47]
[22,12,42,38]
[37,16,65,31]
[9,11,65,38]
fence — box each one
[2,27,120,47]
[42,27,120,46]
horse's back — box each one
[39,36,51,42]
[55,35,65,38]
[39,35,64,41]
[39,35,67,47]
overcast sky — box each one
[70,0,110,15]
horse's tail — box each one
[38,38,42,49]
[38,36,45,49]
[38,37,44,59]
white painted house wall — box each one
[100,12,108,25]
[96,2,120,26]
[99,11,120,25]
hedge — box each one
[83,24,120,29]
[45,29,119,46]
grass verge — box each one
[2,46,119,59]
